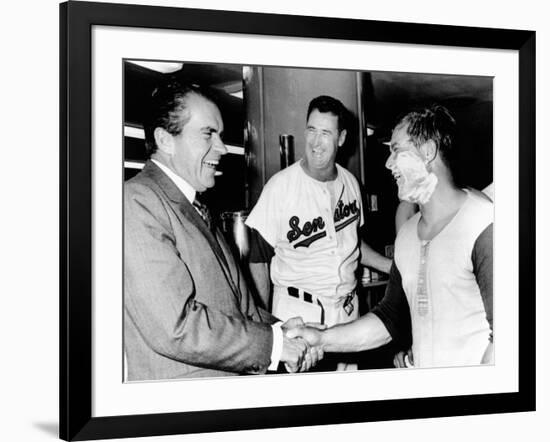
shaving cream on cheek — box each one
[393,151,438,204]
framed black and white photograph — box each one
[60,1,535,440]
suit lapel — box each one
[178,198,230,271]
[141,161,238,294]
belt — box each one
[286,287,356,318]
[287,287,315,303]
[287,287,325,324]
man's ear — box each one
[153,127,175,155]
[421,139,438,164]
[338,129,347,147]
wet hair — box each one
[306,95,347,132]
[396,104,457,172]
[143,80,214,156]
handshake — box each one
[278,317,327,373]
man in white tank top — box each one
[286,105,494,369]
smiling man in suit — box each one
[124,80,319,380]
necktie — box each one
[193,195,228,269]
[192,195,213,230]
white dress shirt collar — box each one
[151,159,196,204]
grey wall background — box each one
[1,0,547,441]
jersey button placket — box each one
[323,184,335,243]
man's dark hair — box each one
[306,95,347,132]
[143,80,213,156]
[396,104,457,171]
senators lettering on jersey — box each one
[334,199,359,222]
[287,199,359,249]
[334,200,360,232]
[287,215,327,248]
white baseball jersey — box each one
[246,160,364,315]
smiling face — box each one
[387,124,422,192]
[386,123,438,204]
[386,123,420,181]
[169,93,227,192]
[303,109,346,181]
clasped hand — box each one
[280,317,326,373]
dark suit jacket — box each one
[124,161,276,380]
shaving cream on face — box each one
[391,150,438,204]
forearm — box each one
[182,303,273,370]
[360,240,392,274]
[126,287,274,373]
[473,224,493,341]
[249,262,272,311]
[320,312,392,353]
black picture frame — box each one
[60,1,536,440]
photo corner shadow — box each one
[33,421,58,438]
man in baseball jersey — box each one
[286,105,494,368]
[246,95,391,370]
